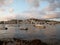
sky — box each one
[0,0,60,21]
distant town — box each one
[0,18,60,24]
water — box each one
[0,24,60,45]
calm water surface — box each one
[0,24,60,45]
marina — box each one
[0,19,59,45]
[0,0,60,45]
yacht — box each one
[19,27,28,30]
[34,24,46,29]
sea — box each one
[0,24,60,45]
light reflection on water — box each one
[0,24,60,44]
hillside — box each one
[0,18,60,24]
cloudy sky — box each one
[0,0,60,21]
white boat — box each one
[34,24,46,29]
[19,25,28,30]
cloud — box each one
[0,9,16,21]
[0,0,60,21]
[42,12,60,19]
[0,0,13,6]
[43,0,60,11]
[0,8,5,12]
[13,0,60,22]
[9,8,14,13]
[43,14,57,19]
[26,0,40,8]
[0,14,16,21]
[0,0,14,21]
[15,9,60,20]
[24,0,60,20]
[16,12,36,19]
[15,10,43,20]
[26,0,60,9]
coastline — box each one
[0,38,48,45]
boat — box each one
[0,24,8,30]
[34,24,46,29]
[19,26,28,30]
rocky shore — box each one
[0,38,48,45]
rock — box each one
[29,39,47,45]
[0,38,48,45]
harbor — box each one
[0,19,60,45]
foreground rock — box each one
[0,38,48,45]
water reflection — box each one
[0,24,60,45]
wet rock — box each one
[0,38,48,45]
[29,39,47,45]
[0,41,3,45]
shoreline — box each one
[0,38,48,45]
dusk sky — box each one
[0,0,60,21]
